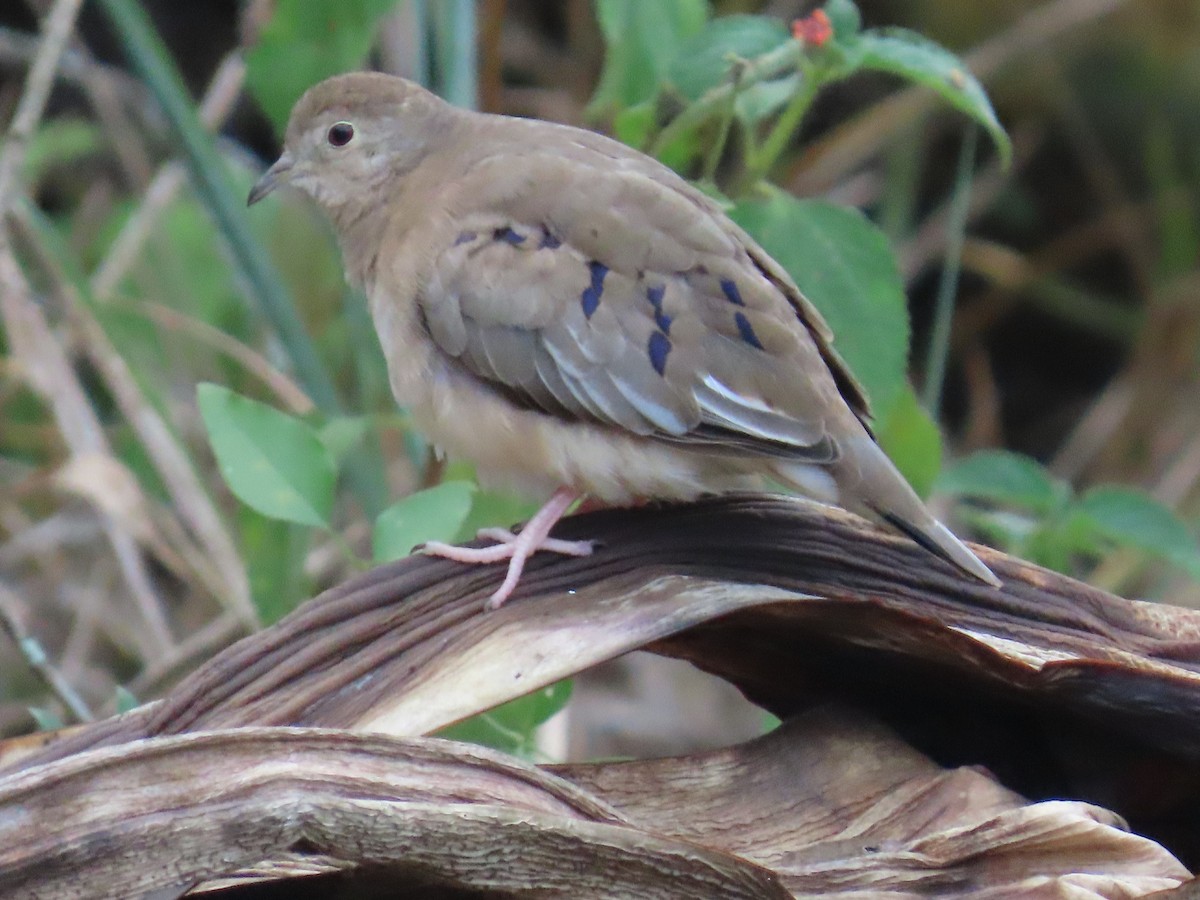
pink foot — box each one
[422,488,593,609]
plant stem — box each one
[744,62,820,184]
[400,0,432,85]
[701,59,744,184]
[431,0,477,109]
[921,127,978,416]
[879,121,925,242]
[0,586,95,723]
[650,38,802,159]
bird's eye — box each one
[327,122,355,147]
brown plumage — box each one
[249,72,999,606]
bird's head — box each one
[247,72,452,216]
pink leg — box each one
[422,487,593,609]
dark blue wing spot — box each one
[645,284,671,334]
[538,227,562,249]
[720,278,745,306]
[648,331,672,376]
[494,226,526,245]
[581,261,608,319]
[453,230,477,246]
[734,311,764,350]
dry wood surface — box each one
[2,495,1198,897]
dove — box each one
[248,72,1000,607]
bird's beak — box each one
[247,154,294,206]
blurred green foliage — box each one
[941,451,1200,578]
[247,0,402,134]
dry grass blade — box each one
[11,205,255,623]
[90,52,248,300]
[131,300,313,415]
[0,0,178,670]
[0,24,146,105]
[0,249,173,655]
[0,0,85,213]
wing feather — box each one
[415,158,857,464]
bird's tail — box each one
[773,435,1000,588]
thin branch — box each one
[649,39,802,158]
[0,0,84,216]
[743,60,818,185]
[133,299,313,415]
[0,582,94,723]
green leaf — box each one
[937,450,1067,515]
[197,383,336,528]
[668,15,790,102]
[730,195,909,419]
[1070,487,1200,577]
[318,416,370,464]
[246,0,401,134]
[590,0,709,114]
[876,385,942,498]
[373,481,477,563]
[822,0,862,39]
[845,28,1010,164]
[437,681,573,757]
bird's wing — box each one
[416,150,858,462]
